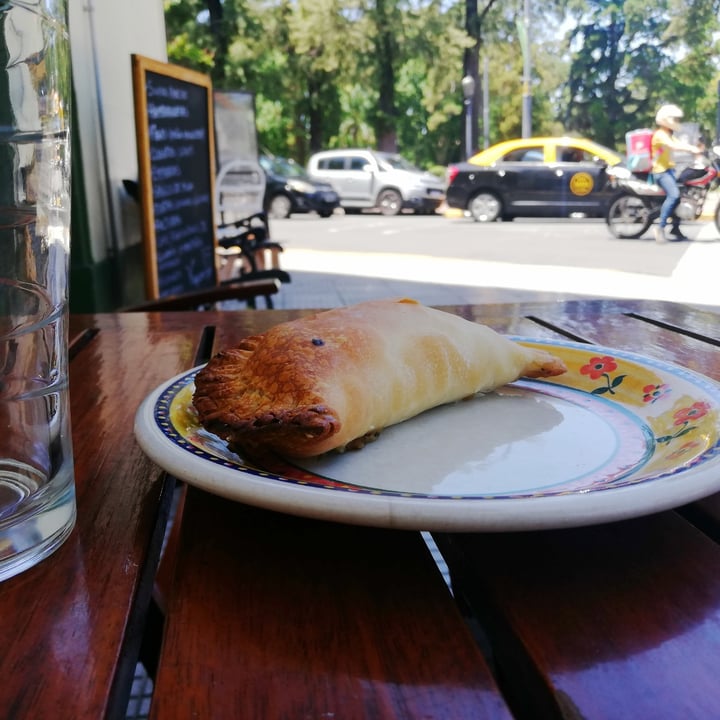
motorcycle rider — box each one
[652,104,704,243]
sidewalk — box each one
[271,224,720,311]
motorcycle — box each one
[605,145,720,238]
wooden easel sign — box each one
[131,55,219,299]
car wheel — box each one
[377,189,403,216]
[318,210,333,218]
[468,192,502,222]
[606,194,651,239]
[268,194,293,219]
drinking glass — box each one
[0,0,75,581]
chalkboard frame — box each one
[131,54,219,300]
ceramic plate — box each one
[134,339,720,531]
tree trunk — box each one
[375,0,397,151]
[464,1,499,156]
[206,0,228,84]
[464,0,480,155]
[308,77,324,155]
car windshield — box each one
[260,156,308,179]
[376,153,421,172]
[569,141,622,163]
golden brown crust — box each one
[192,333,341,451]
[192,298,566,458]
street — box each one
[268,212,720,308]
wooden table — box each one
[2,300,720,719]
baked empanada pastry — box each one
[193,298,566,458]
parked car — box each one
[307,149,445,215]
[446,137,623,222]
[259,155,340,219]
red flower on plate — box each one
[580,356,618,381]
[673,402,711,426]
[642,383,670,404]
[667,440,703,461]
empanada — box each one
[193,298,566,458]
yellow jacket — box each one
[651,128,701,174]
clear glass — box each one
[0,0,75,581]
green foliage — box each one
[164,0,720,168]
[561,0,720,146]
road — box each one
[270,212,720,308]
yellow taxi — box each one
[468,137,622,167]
[446,137,623,221]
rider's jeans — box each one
[655,169,680,228]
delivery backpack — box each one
[625,128,654,173]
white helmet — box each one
[655,104,684,131]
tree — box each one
[163,0,720,166]
[164,0,478,166]
[562,0,720,147]
[465,1,568,146]
[368,0,401,150]
[394,0,472,164]
[463,0,500,153]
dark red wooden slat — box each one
[151,488,512,720]
[435,512,720,720]
[0,315,203,718]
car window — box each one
[280,159,307,178]
[501,147,544,162]
[263,156,307,178]
[318,157,346,170]
[376,153,420,172]
[582,141,622,163]
[558,147,590,163]
[349,157,367,170]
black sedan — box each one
[259,155,340,219]
[445,137,622,222]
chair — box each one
[215,210,291,309]
[122,180,290,311]
[123,276,281,312]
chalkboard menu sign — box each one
[131,55,218,300]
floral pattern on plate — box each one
[153,339,720,501]
[519,340,720,483]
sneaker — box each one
[654,226,667,243]
[670,227,689,241]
